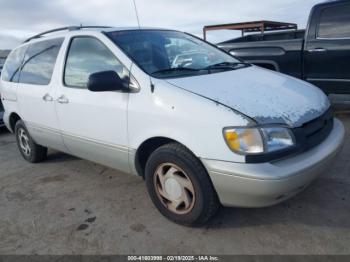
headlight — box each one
[260,127,295,153]
[223,126,294,155]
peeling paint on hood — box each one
[166,66,330,127]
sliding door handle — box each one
[42,93,53,102]
[57,95,69,104]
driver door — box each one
[55,36,131,173]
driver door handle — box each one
[57,95,69,104]
[42,93,53,102]
[308,48,327,53]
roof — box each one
[23,26,112,43]
[203,20,298,40]
[23,26,171,43]
[103,27,167,32]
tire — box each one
[15,120,47,163]
[145,142,220,226]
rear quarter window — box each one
[19,38,64,85]
[1,46,27,82]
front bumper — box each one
[202,118,345,207]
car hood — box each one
[165,66,330,127]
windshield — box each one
[106,30,245,78]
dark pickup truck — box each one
[217,0,350,95]
[0,98,4,128]
[0,53,10,127]
[0,60,4,127]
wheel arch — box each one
[134,136,197,178]
[8,112,22,133]
[246,60,280,72]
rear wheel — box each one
[15,120,47,163]
[145,143,220,226]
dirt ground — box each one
[0,112,349,255]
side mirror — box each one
[87,70,127,92]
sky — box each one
[0,0,322,50]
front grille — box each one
[293,107,334,152]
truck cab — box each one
[216,0,350,95]
[304,0,350,94]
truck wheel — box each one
[15,120,47,163]
[145,143,220,226]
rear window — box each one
[19,38,64,85]
[1,46,27,82]
[318,3,350,39]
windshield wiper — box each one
[202,62,250,71]
[151,63,250,77]
[151,67,199,75]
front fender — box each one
[127,79,250,166]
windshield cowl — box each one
[150,63,251,79]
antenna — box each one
[132,0,141,29]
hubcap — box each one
[154,163,195,215]
[18,128,31,156]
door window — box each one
[64,37,129,89]
[318,4,350,39]
[19,38,64,85]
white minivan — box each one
[0,27,345,226]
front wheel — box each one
[15,120,47,163]
[145,143,220,226]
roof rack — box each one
[203,21,297,40]
[23,26,112,43]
